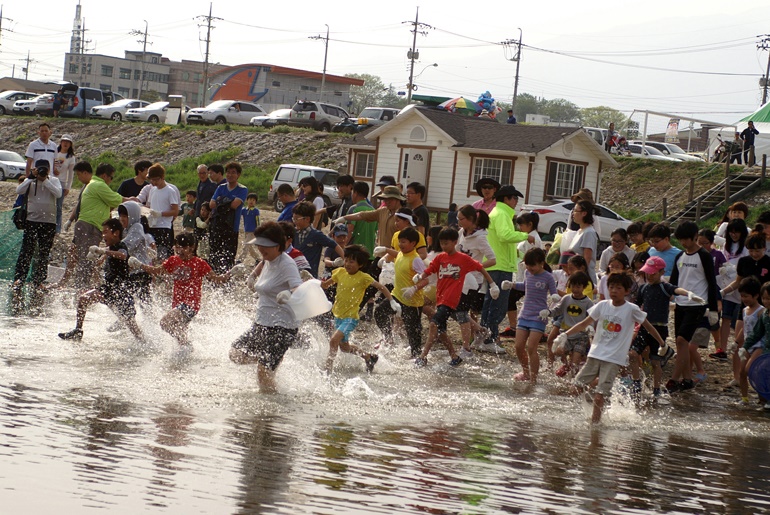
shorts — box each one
[574,357,620,397]
[674,304,707,342]
[508,289,525,311]
[175,303,198,321]
[517,318,546,334]
[721,300,742,329]
[100,283,136,319]
[231,323,299,371]
[563,331,590,356]
[432,304,468,333]
[457,289,484,313]
[631,325,668,359]
[334,317,359,343]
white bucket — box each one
[287,279,332,321]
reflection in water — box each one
[147,403,195,506]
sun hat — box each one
[60,134,73,143]
[245,236,280,247]
[475,177,501,197]
[494,185,523,200]
[639,256,666,275]
[378,185,405,201]
[571,188,595,203]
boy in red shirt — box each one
[129,233,232,346]
[405,227,499,367]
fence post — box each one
[688,178,695,202]
[725,174,730,203]
[696,198,702,221]
[763,154,767,181]
[662,197,667,219]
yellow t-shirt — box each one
[566,279,594,300]
[391,230,427,252]
[632,241,650,254]
[393,249,424,307]
[331,267,375,319]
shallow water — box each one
[3,287,770,513]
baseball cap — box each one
[333,224,348,236]
[60,134,73,143]
[375,175,396,187]
[34,159,50,170]
[639,256,666,274]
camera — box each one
[36,167,48,178]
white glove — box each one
[586,325,595,339]
[63,219,72,232]
[196,217,208,229]
[549,293,562,304]
[401,286,417,300]
[552,332,568,354]
[727,341,737,354]
[412,273,421,284]
[489,283,500,300]
[127,256,143,270]
[297,269,311,281]
[501,280,513,291]
[377,257,387,269]
[719,288,727,298]
[739,348,749,361]
[657,343,670,357]
[229,263,250,278]
[713,235,726,248]
[333,217,346,226]
[147,247,157,260]
[332,257,345,268]
[688,291,706,304]
[373,246,388,258]
[276,290,292,305]
[87,245,105,260]
[149,209,162,218]
[539,309,550,321]
[707,310,719,326]
[390,298,402,316]
[246,274,257,291]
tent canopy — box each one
[741,102,770,124]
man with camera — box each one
[13,159,62,305]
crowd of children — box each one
[37,168,770,422]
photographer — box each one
[13,159,62,301]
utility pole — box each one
[23,51,30,80]
[130,21,150,100]
[0,6,14,49]
[309,25,330,102]
[403,7,432,105]
[759,34,770,105]
[502,29,523,116]
[197,3,221,106]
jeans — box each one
[209,228,238,273]
[374,298,423,357]
[481,270,513,342]
[14,221,56,286]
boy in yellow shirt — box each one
[322,244,399,374]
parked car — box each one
[12,94,55,116]
[187,100,266,126]
[626,143,681,162]
[0,150,27,180]
[267,164,342,211]
[333,107,400,134]
[89,99,150,122]
[0,91,38,115]
[288,100,351,132]
[250,108,291,128]
[521,199,631,243]
[48,82,124,118]
[125,101,190,123]
[628,140,703,162]
[583,127,607,147]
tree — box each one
[381,84,408,110]
[141,90,161,102]
[579,106,626,128]
[345,73,388,115]
[513,93,539,122]
[541,98,581,123]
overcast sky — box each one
[1,0,768,128]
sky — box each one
[1,0,769,130]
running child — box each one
[558,272,667,423]
[631,256,704,401]
[128,233,232,346]
[502,212,543,338]
[734,277,766,406]
[546,271,594,378]
[321,244,397,373]
[58,218,144,341]
[408,227,499,367]
[502,247,557,383]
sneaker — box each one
[665,379,681,393]
[555,364,570,378]
[661,346,675,368]
[473,328,491,347]
[500,327,516,338]
[694,372,707,384]
[459,348,474,360]
[514,371,530,382]
[414,357,427,368]
[365,354,379,373]
[709,350,728,361]
[449,356,463,367]
[737,399,750,409]
[726,379,739,388]
[477,342,507,354]
[58,328,83,341]
[106,320,124,333]
[679,379,695,391]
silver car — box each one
[288,100,351,132]
[90,99,149,122]
[125,101,190,123]
[187,100,267,126]
[0,150,27,180]
[0,91,37,116]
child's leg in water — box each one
[526,330,543,382]
[160,309,191,346]
[514,329,531,380]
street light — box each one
[407,63,437,102]
[414,63,438,79]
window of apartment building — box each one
[69,64,78,74]
[182,72,190,81]
[354,153,375,178]
[101,65,113,77]
[193,73,202,82]
[272,81,281,87]
[300,85,317,92]
[118,87,130,97]
[334,91,342,96]
[545,159,585,199]
[134,70,141,81]
[471,158,512,191]
[119,68,131,80]
[99,84,111,92]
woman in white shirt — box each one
[54,134,76,233]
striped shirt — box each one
[25,138,58,173]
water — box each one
[3,288,770,513]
